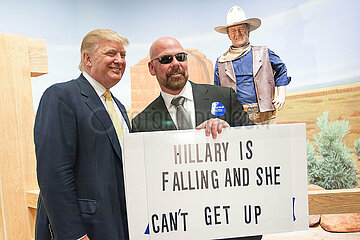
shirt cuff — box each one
[78,234,87,240]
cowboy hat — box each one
[214,6,261,34]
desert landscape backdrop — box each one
[129,50,360,149]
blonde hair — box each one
[79,29,129,71]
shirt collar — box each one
[232,42,250,49]
[161,81,193,109]
[82,71,107,97]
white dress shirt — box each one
[160,81,196,129]
[82,71,129,143]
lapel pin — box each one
[211,102,226,117]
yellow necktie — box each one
[103,89,124,145]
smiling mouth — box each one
[168,69,184,76]
[110,67,121,71]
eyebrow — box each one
[102,48,126,54]
[232,27,245,30]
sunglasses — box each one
[151,52,188,64]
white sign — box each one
[124,124,308,240]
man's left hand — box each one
[195,118,230,139]
[272,95,286,111]
[273,85,287,111]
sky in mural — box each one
[1,0,359,108]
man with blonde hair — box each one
[35,29,130,240]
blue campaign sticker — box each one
[211,102,226,117]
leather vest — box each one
[217,46,275,112]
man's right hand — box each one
[195,118,230,139]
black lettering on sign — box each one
[174,142,230,164]
[166,170,222,192]
[239,140,253,160]
[152,214,160,233]
[204,205,231,225]
[246,140,253,159]
[256,166,281,186]
[162,172,169,191]
[244,205,262,224]
[211,170,219,189]
[224,168,250,187]
[151,209,189,234]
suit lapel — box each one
[151,95,177,130]
[191,82,213,126]
[77,75,122,159]
[113,97,131,132]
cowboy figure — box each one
[214,6,291,125]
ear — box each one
[83,53,92,67]
[148,61,156,76]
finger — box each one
[218,121,230,133]
[216,120,224,134]
[278,102,284,111]
[211,120,219,139]
[273,101,278,109]
[205,120,212,137]
[195,120,207,130]
[218,124,223,134]
[273,102,278,109]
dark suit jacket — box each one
[34,74,130,240]
[132,81,254,132]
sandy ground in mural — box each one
[277,82,360,148]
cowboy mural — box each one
[214,6,291,125]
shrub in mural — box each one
[307,111,358,189]
[354,137,360,158]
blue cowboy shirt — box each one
[214,47,291,105]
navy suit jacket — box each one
[132,81,254,132]
[34,74,130,240]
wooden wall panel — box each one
[0,33,47,240]
[308,188,360,215]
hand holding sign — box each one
[124,124,309,239]
[196,118,230,139]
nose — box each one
[113,53,125,63]
[170,56,180,68]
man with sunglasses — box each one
[132,37,261,239]
[132,36,253,138]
